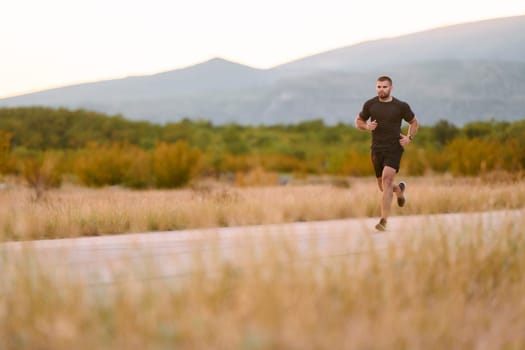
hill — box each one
[275,15,525,73]
[1,15,524,125]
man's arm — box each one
[407,116,419,139]
[399,117,419,147]
[355,115,377,131]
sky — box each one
[1,0,524,98]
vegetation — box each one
[1,108,525,348]
[0,176,524,241]
[2,208,524,349]
[1,107,524,190]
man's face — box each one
[376,80,392,99]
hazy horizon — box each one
[2,0,524,99]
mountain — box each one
[275,15,525,73]
[0,58,275,107]
[260,60,525,125]
[1,15,524,126]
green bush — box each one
[0,130,12,174]
[20,151,63,199]
[74,143,133,187]
[152,141,201,188]
[444,138,518,175]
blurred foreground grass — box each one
[1,213,524,349]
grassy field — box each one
[1,175,525,241]
[1,175,525,349]
[1,212,524,349]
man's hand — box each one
[355,116,377,131]
[399,133,411,147]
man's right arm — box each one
[355,115,369,130]
[355,115,377,131]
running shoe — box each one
[397,181,406,207]
[375,218,387,231]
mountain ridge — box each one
[274,14,525,73]
[1,15,524,126]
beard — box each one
[378,91,390,99]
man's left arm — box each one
[400,117,419,147]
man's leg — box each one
[395,181,406,207]
[376,177,383,192]
[378,177,403,195]
[380,166,397,222]
[383,148,406,210]
[374,166,397,231]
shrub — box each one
[152,141,201,188]
[0,130,13,174]
[445,138,514,176]
[20,151,63,199]
[74,143,133,187]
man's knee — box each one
[381,167,396,188]
[382,177,394,190]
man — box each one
[355,76,419,231]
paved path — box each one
[2,210,523,287]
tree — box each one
[432,120,459,146]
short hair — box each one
[377,76,392,85]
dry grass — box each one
[1,214,524,349]
[1,175,525,241]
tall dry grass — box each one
[1,175,525,241]
[1,214,524,349]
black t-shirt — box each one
[358,97,415,150]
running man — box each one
[355,76,419,231]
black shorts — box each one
[371,147,404,178]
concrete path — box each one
[2,210,523,287]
